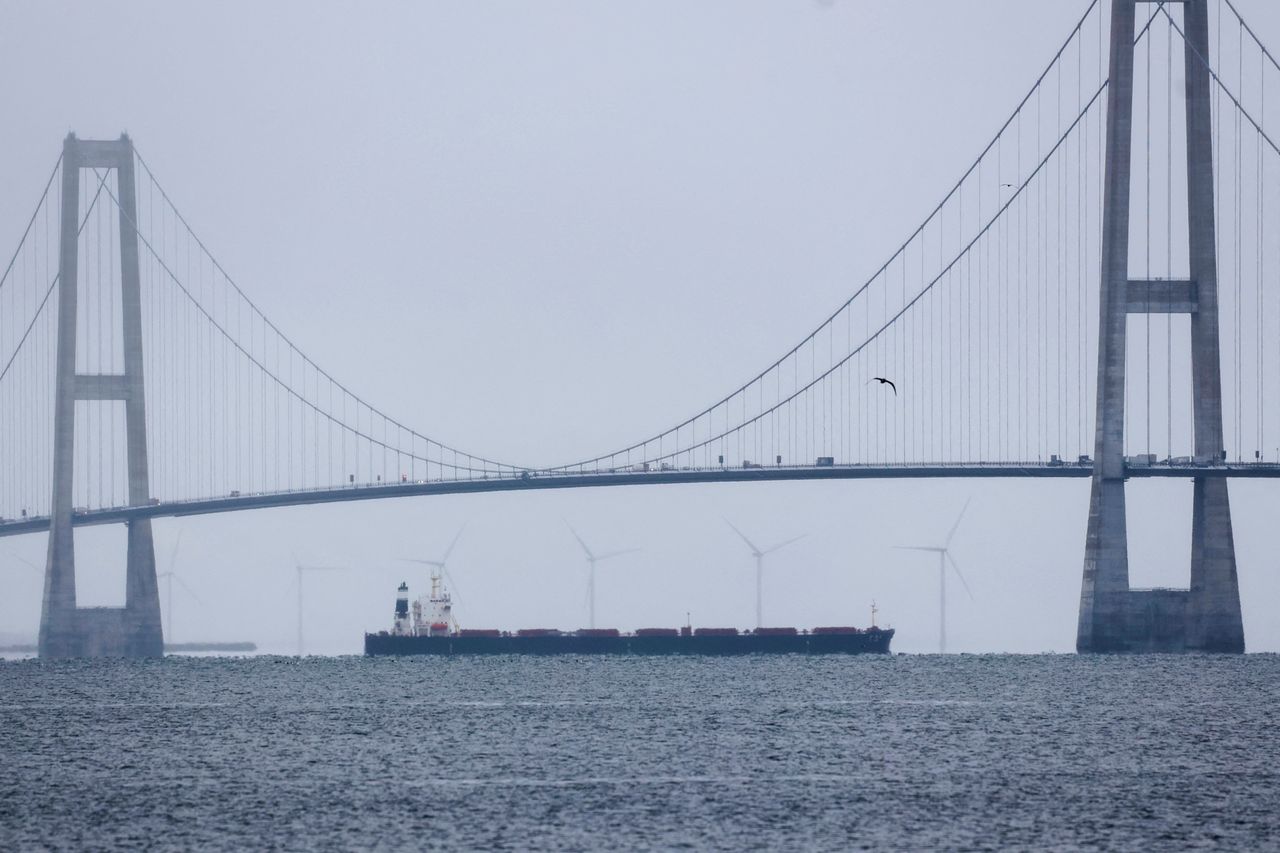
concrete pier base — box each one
[38,520,163,659]
[1082,584,1242,654]
[1084,589,1195,653]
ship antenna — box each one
[871,600,879,628]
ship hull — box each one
[363,630,893,656]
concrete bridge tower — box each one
[1079,0,1244,652]
[38,134,163,658]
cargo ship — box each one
[364,572,893,655]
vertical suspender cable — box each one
[1080,26,1090,455]
[1017,108,1025,460]
[1257,50,1264,459]
[1152,23,1162,455]
[1237,16,1243,458]
[1213,0,1222,453]
[110,186,116,506]
[901,259,907,461]
[1039,84,1046,458]
[1058,60,1065,456]
[1168,11,1174,458]
[96,176,103,507]
[998,134,1005,459]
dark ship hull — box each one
[364,628,893,656]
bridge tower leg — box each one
[1078,0,1244,652]
[38,134,163,659]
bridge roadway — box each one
[2,460,1279,539]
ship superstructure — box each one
[393,571,458,638]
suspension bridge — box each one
[3,0,1279,656]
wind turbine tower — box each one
[294,561,345,655]
[896,500,974,653]
[567,524,638,630]
[725,521,804,629]
[155,531,200,644]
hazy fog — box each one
[2,0,1279,654]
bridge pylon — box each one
[38,134,163,659]
[1079,0,1244,653]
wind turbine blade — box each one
[399,558,445,567]
[595,548,640,562]
[762,534,806,556]
[5,551,40,572]
[173,573,205,605]
[723,519,760,555]
[893,545,944,552]
[441,523,467,565]
[440,566,463,603]
[946,552,975,601]
[944,498,973,549]
[565,522,594,561]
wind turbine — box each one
[400,523,467,602]
[724,520,805,628]
[292,556,345,656]
[566,524,638,629]
[895,499,975,654]
[156,531,202,644]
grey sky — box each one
[2,0,1279,654]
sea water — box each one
[1,654,1277,850]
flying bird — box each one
[869,377,897,394]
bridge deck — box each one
[2,461,1278,539]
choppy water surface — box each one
[1,655,1277,850]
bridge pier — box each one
[1078,0,1243,653]
[38,134,163,659]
